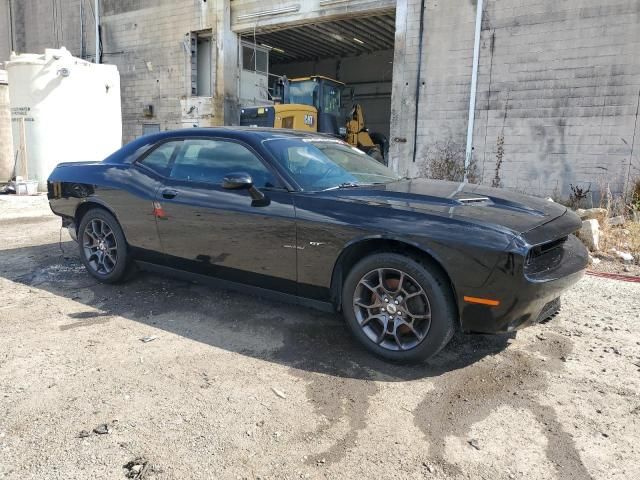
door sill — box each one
[135,261,336,313]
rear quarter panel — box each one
[48,162,164,255]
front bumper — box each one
[460,234,588,333]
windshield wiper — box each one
[323,182,361,191]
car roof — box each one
[104,127,342,164]
[151,126,337,141]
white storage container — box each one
[6,47,122,190]
[12,179,39,196]
[0,70,12,183]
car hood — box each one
[327,178,568,235]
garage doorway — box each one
[240,10,396,146]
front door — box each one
[154,138,297,293]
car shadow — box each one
[1,241,513,382]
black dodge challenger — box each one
[48,128,588,362]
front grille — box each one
[527,236,567,263]
[525,236,568,275]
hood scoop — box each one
[452,192,547,218]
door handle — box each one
[162,189,178,199]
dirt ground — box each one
[0,194,639,480]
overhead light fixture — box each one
[353,37,365,45]
[319,0,350,5]
[331,33,344,41]
[237,5,300,20]
[260,43,285,54]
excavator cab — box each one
[281,76,344,136]
[240,75,388,164]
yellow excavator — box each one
[240,75,388,163]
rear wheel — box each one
[78,208,129,283]
[342,253,456,363]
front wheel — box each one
[78,208,130,283]
[342,253,456,363]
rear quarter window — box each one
[138,141,181,176]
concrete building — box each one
[1,0,639,199]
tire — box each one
[341,253,456,363]
[78,208,130,284]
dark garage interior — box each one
[240,10,396,140]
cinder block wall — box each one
[473,0,640,198]
[392,0,640,199]
[390,0,477,178]
[0,0,221,145]
[99,0,219,142]
[0,0,83,59]
[0,2,10,61]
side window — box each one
[169,139,279,189]
[138,141,181,176]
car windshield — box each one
[264,138,400,191]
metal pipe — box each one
[411,0,426,163]
[8,0,14,52]
[95,0,100,64]
[464,0,483,181]
[80,0,85,59]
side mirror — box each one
[223,172,253,190]
[222,172,269,206]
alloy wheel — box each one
[353,268,432,351]
[82,218,118,275]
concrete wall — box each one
[2,0,639,198]
[0,0,84,60]
[98,0,219,142]
[273,49,394,139]
[0,0,237,144]
[390,0,640,198]
[0,2,10,61]
[390,0,477,178]
[473,0,640,198]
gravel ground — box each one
[589,255,640,277]
[0,194,639,480]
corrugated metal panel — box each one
[240,11,396,64]
[232,0,396,32]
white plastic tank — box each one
[0,70,13,183]
[6,47,122,190]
